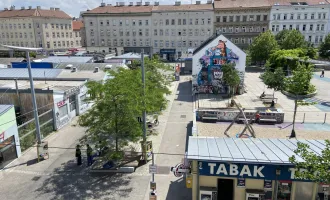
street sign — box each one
[149,165,157,174]
[173,163,184,177]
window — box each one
[229,16,233,22]
[189,29,193,36]
[249,26,253,32]
[154,29,158,36]
[208,18,211,24]
[318,13,322,19]
[189,19,193,25]
[236,16,240,22]
[23,23,26,29]
[289,25,293,30]
[166,19,169,25]
[37,23,40,28]
[126,39,130,46]
[107,30,111,36]
[273,14,276,20]
[195,29,199,36]
[178,30,181,36]
[277,14,280,20]
[223,16,227,22]
[70,32,72,38]
[222,27,226,33]
[145,29,149,36]
[46,32,49,38]
[166,41,169,47]
[119,29,123,36]
[139,20,142,26]
[189,40,192,47]
[290,14,294,20]
[126,30,130,36]
[120,39,123,46]
[263,15,267,21]
[160,40,163,47]
[107,20,110,26]
[18,24,21,29]
[315,36,319,43]
[51,24,54,29]
[58,41,61,47]
[321,24,325,31]
[304,13,308,19]
[132,29,136,37]
[24,33,27,38]
[235,27,239,33]
[61,32,64,38]
[308,35,312,42]
[242,26,246,32]
[171,29,175,36]
[255,15,260,21]
[234,38,239,44]
[154,20,158,26]
[303,24,306,31]
[113,20,116,26]
[241,38,245,44]
[119,20,123,26]
[311,13,315,19]
[177,41,181,47]
[154,40,158,47]
[132,20,136,26]
[90,21,93,26]
[182,40,186,47]
[171,41,175,47]
[183,29,186,36]
[19,33,22,38]
[201,19,204,25]
[171,19,175,25]
[91,39,95,46]
[53,41,57,47]
[297,14,301,20]
[320,35,323,42]
[323,13,326,19]
[316,24,320,31]
[140,39,143,46]
[145,39,149,46]
[310,24,313,31]
[60,24,63,29]
[132,39,136,46]
[165,29,169,36]
[139,29,142,36]
[272,25,275,31]
[146,20,149,25]
[160,29,163,36]
[249,15,254,21]
[229,27,233,33]
[178,19,182,25]
[52,32,55,38]
[216,16,220,22]
[183,19,186,25]
[296,24,299,30]
[62,41,65,47]
[284,14,287,20]
[114,39,117,46]
[283,25,286,30]
[65,24,67,29]
[57,32,60,38]
[160,20,163,25]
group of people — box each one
[75,144,93,166]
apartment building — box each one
[72,20,83,47]
[82,1,213,60]
[269,0,330,46]
[0,6,76,51]
[214,0,271,50]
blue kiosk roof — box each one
[187,137,326,165]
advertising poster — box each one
[237,178,245,188]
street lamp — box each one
[1,45,43,155]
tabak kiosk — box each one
[187,136,328,200]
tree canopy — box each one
[249,30,279,65]
[319,34,330,60]
[275,29,290,48]
[280,30,306,50]
[285,62,315,95]
[261,67,285,92]
[222,63,240,98]
[266,49,307,73]
[78,57,171,155]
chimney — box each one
[136,2,142,6]
[116,2,120,6]
[154,2,159,6]
[175,1,181,6]
[100,2,106,7]
[50,7,54,10]
[207,0,212,4]
[119,2,125,6]
[21,6,25,10]
[36,6,41,10]
[28,6,32,10]
[55,8,60,11]
[4,8,8,10]
[145,2,150,6]
[196,1,201,4]
[129,2,134,6]
[10,6,15,10]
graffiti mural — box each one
[193,39,241,94]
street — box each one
[0,76,193,200]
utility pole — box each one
[141,49,147,163]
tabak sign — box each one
[199,162,315,181]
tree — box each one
[275,29,290,48]
[249,30,279,66]
[285,63,315,138]
[245,50,252,66]
[222,63,240,106]
[289,140,330,183]
[319,34,330,60]
[78,58,171,157]
[305,42,318,59]
[260,67,285,102]
[281,30,306,50]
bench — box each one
[262,98,278,104]
[237,118,254,123]
[259,118,277,124]
[202,116,218,122]
[261,94,273,99]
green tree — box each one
[319,34,330,60]
[281,30,306,50]
[275,29,290,48]
[249,30,279,66]
[285,63,315,138]
[305,42,318,59]
[245,50,252,66]
[78,58,171,155]
[222,63,240,103]
[289,140,330,182]
[260,67,285,101]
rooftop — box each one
[271,0,329,6]
[214,0,272,9]
[72,21,83,31]
[0,105,13,115]
[0,68,62,79]
[85,5,153,14]
[0,7,72,19]
[152,4,213,12]
[187,136,326,164]
[0,58,26,66]
[113,53,148,59]
[40,56,93,63]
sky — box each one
[0,0,203,18]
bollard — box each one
[324,113,327,124]
[303,113,305,124]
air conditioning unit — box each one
[129,2,134,6]
[71,67,77,72]
[175,1,181,6]
[136,2,142,6]
[65,64,73,69]
[145,2,150,6]
[94,67,99,73]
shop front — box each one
[160,49,176,61]
[0,105,21,169]
[187,137,326,200]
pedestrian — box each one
[255,113,261,124]
[87,144,93,166]
[75,145,82,166]
[320,70,325,78]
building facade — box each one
[82,1,214,60]
[72,20,83,48]
[213,0,271,50]
[269,0,330,46]
[0,6,76,51]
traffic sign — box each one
[149,165,157,174]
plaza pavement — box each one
[0,76,193,200]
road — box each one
[0,76,193,200]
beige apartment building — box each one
[72,20,83,48]
[213,0,271,50]
[0,6,76,51]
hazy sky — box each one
[0,0,203,17]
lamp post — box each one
[2,45,43,159]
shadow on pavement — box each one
[35,159,133,200]
[175,81,192,103]
[185,121,192,152]
[165,177,192,200]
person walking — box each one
[87,144,93,166]
[75,145,82,166]
[255,113,261,124]
[320,70,325,78]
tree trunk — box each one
[115,102,119,152]
[290,98,298,138]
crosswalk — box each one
[304,97,328,104]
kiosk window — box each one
[277,181,292,200]
[0,136,17,169]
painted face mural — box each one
[195,40,239,94]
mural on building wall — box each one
[193,40,240,94]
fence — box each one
[18,109,55,152]
[284,111,330,124]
